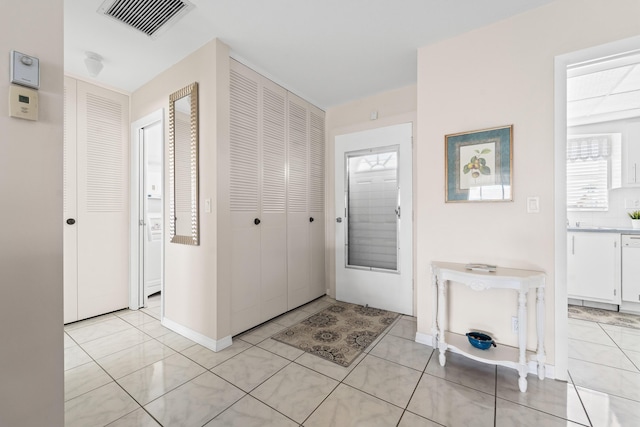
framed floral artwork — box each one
[445,125,513,202]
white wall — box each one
[0,1,64,425]
[416,0,640,367]
[131,39,232,343]
[325,84,417,304]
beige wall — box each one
[131,39,231,342]
[325,84,417,302]
[0,1,64,425]
[416,0,640,367]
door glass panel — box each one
[346,146,399,271]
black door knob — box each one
[309,217,314,223]
[66,218,76,225]
[254,218,261,225]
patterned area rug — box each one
[568,305,640,330]
[272,301,399,367]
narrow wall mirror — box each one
[169,82,199,245]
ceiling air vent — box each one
[98,0,194,39]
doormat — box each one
[272,301,400,367]
[568,305,640,330]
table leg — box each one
[518,289,528,392]
[431,267,438,349]
[438,279,447,366]
[536,286,546,380]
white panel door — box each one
[335,123,413,315]
[63,77,78,324]
[76,81,129,320]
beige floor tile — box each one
[144,372,245,427]
[304,384,403,427]
[107,407,160,426]
[66,317,134,344]
[295,351,365,381]
[65,361,112,401]
[82,327,153,360]
[569,338,638,371]
[497,366,590,425]
[425,350,496,395]
[65,382,139,427]
[97,340,175,379]
[344,354,422,408]
[369,334,432,371]
[407,374,494,427]
[64,345,93,371]
[257,337,306,360]
[577,385,640,427]
[182,340,252,369]
[204,395,298,427]
[569,358,640,401]
[398,411,441,427]
[496,398,586,427]
[251,363,338,423]
[117,353,206,405]
[211,346,289,392]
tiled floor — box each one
[64,296,640,426]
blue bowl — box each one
[466,332,496,350]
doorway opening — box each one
[130,110,164,314]
[554,35,640,380]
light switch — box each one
[204,198,211,213]
[527,197,540,213]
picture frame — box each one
[445,125,513,202]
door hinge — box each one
[614,289,617,296]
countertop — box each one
[567,226,640,234]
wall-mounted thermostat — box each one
[9,85,38,121]
[10,51,40,89]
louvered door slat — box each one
[309,110,325,212]
[288,100,308,213]
[262,86,286,213]
[230,69,259,212]
[85,93,125,212]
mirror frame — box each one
[168,82,199,245]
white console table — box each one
[431,262,546,392]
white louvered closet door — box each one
[230,65,262,334]
[287,94,311,309]
[259,80,288,321]
[308,106,326,300]
[75,81,129,320]
[230,62,288,334]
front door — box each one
[335,123,413,315]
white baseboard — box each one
[415,331,556,379]
[162,317,232,352]
[415,331,435,347]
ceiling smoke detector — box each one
[98,0,195,39]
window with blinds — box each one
[566,134,622,211]
[347,147,399,271]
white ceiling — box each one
[568,53,640,126]
[65,0,555,109]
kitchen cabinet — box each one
[624,122,640,186]
[622,235,640,304]
[567,232,621,304]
